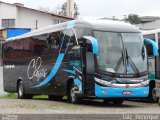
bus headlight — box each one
[140,80,150,86]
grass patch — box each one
[0,93,17,99]
[33,95,48,99]
[33,95,67,99]
[0,93,68,100]
[0,94,48,99]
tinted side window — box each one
[4,40,24,59]
[44,29,76,55]
[4,42,13,59]
[60,29,76,53]
[75,27,92,39]
[23,38,33,58]
[33,39,46,56]
[40,32,60,55]
[46,32,60,50]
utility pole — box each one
[67,0,74,18]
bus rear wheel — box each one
[18,81,32,99]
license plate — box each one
[122,90,132,95]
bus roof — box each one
[6,19,140,42]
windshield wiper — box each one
[114,48,140,76]
[115,50,125,73]
[125,48,140,74]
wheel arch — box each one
[149,80,156,89]
[66,77,74,94]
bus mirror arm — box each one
[144,38,159,56]
[83,36,98,55]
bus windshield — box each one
[94,31,147,75]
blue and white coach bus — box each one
[2,20,158,105]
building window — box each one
[2,19,15,28]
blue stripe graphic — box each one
[63,69,75,75]
[34,53,65,88]
[74,78,82,93]
[66,20,76,29]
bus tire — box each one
[48,95,63,101]
[148,84,159,103]
[18,81,26,99]
[103,99,111,103]
[68,85,79,104]
[17,81,32,99]
[112,99,124,105]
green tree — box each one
[125,14,141,24]
[58,2,80,18]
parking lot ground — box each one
[0,98,159,114]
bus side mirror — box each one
[144,38,159,56]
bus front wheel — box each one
[68,85,79,104]
[112,99,124,105]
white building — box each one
[0,1,73,30]
[137,16,160,30]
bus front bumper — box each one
[95,83,149,98]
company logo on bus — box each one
[27,57,47,82]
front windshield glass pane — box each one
[94,31,124,73]
[94,31,147,74]
[122,33,147,73]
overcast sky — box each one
[1,0,160,19]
